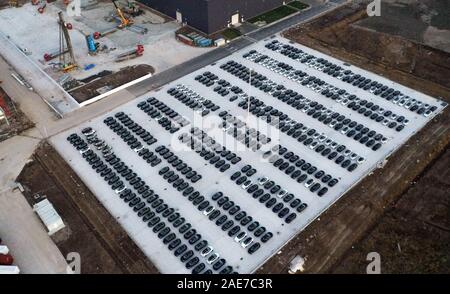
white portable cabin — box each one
[33,199,65,235]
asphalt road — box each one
[128,0,346,98]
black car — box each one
[212,259,226,270]
[261,232,273,243]
[180,250,194,262]
[174,245,188,257]
[248,242,261,254]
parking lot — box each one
[50,35,446,274]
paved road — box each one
[128,0,346,97]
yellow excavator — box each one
[112,0,133,28]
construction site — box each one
[0,0,449,276]
[0,0,213,112]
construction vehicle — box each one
[43,14,76,71]
[112,0,133,28]
[121,0,143,17]
[57,11,77,71]
[115,44,144,62]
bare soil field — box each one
[283,1,450,97]
[331,147,450,274]
[17,142,159,274]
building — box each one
[139,0,285,35]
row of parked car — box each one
[219,60,386,153]
[264,144,339,195]
[230,163,306,224]
[158,162,264,255]
[167,84,221,118]
[196,69,368,174]
[155,145,203,184]
[207,72,366,173]
[177,124,305,224]
[108,113,254,272]
[136,98,188,134]
[188,127,242,165]
[69,128,237,274]
[245,50,407,133]
[239,94,367,171]
[208,191,270,250]
[156,164,242,270]
[179,133,233,173]
[265,39,439,118]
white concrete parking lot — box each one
[50,36,446,274]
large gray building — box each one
[139,0,285,35]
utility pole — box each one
[247,68,252,122]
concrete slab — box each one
[50,35,446,274]
[0,3,213,114]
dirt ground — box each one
[331,147,450,274]
[68,64,154,103]
[256,2,450,274]
[16,141,159,274]
[283,1,450,96]
[356,0,450,54]
[0,86,34,142]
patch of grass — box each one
[248,5,298,25]
[287,1,309,11]
[221,28,242,40]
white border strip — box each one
[78,73,153,107]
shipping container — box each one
[176,34,194,46]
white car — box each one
[258,177,269,185]
[277,189,288,198]
[115,186,127,194]
[134,146,144,153]
[304,179,314,188]
[201,246,214,257]
[240,237,254,248]
[340,127,349,135]
[79,147,90,154]
[241,181,252,190]
[309,141,318,150]
[203,206,215,216]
